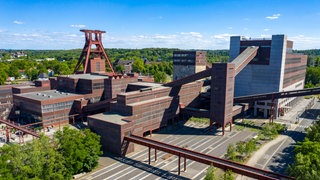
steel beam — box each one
[125,135,294,180]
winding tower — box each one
[74,29,115,74]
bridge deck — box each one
[124,134,293,180]
[0,119,39,138]
[234,87,320,103]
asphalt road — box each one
[253,100,319,175]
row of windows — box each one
[284,65,306,74]
[173,59,195,63]
[93,83,104,90]
[283,73,305,86]
[41,101,73,113]
[173,53,195,57]
[285,58,301,64]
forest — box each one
[0,48,229,84]
[0,48,320,86]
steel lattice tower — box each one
[74,29,115,74]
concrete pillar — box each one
[254,107,258,117]
[264,109,268,118]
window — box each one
[96,62,100,71]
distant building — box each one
[114,60,134,74]
[10,51,27,59]
[38,73,49,80]
[172,51,207,80]
[230,35,307,117]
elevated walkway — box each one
[234,87,320,103]
[0,119,39,138]
[231,46,259,75]
[124,134,294,180]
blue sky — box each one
[1,0,320,50]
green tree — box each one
[54,127,102,175]
[8,65,20,79]
[236,141,245,157]
[154,71,167,83]
[0,135,70,180]
[25,68,39,81]
[222,169,234,180]
[0,65,8,85]
[115,64,125,73]
[204,165,215,180]
[288,120,320,179]
[244,139,256,157]
[132,59,145,73]
[225,144,236,161]
[288,140,320,179]
[305,120,320,141]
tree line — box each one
[0,127,102,179]
[0,48,230,84]
[2,48,320,86]
[288,120,320,179]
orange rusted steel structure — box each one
[74,29,115,75]
[125,134,294,180]
[0,119,39,138]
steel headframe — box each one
[74,29,115,75]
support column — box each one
[184,156,186,172]
[148,147,151,165]
[155,149,157,162]
[178,154,181,175]
[222,124,225,136]
[230,121,232,132]
[149,129,152,137]
[6,128,9,143]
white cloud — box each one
[70,24,86,28]
[266,14,281,20]
[211,33,237,40]
[13,20,25,24]
[243,28,248,31]
[65,34,77,37]
[289,35,320,49]
[180,32,203,38]
[4,30,320,50]
[263,28,270,31]
[227,27,233,30]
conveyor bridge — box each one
[124,134,294,180]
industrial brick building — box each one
[13,90,83,126]
[12,73,139,128]
[173,51,207,80]
[5,31,308,158]
[230,35,307,117]
[88,81,203,155]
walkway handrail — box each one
[125,134,294,180]
[0,119,39,138]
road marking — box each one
[262,136,289,169]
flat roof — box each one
[88,112,130,125]
[59,74,109,80]
[128,81,162,88]
[14,85,37,89]
[15,90,82,101]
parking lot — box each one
[81,120,259,180]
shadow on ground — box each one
[267,130,306,175]
[111,155,191,180]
